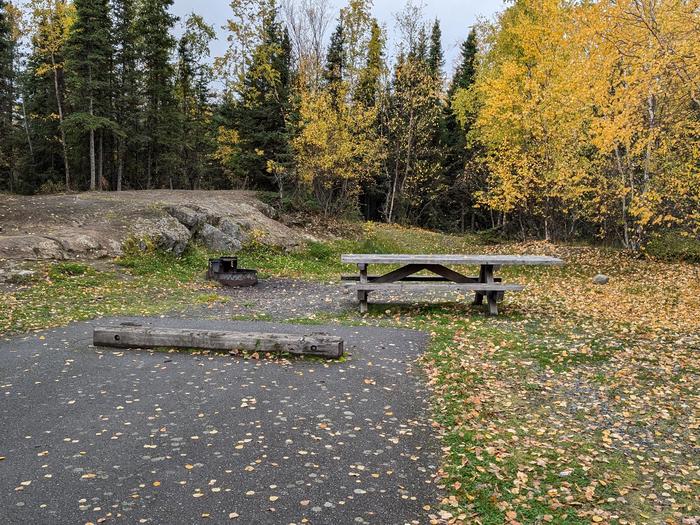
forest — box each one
[0,0,698,250]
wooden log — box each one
[94,327,344,359]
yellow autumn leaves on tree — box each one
[293,84,385,216]
[457,0,700,248]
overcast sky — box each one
[172,0,505,75]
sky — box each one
[171,0,506,75]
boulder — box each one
[0,235,65,260]
[131,217,192,256]
[166,205,207,231]
[593,274,610,285]
[218,217,249,244]
[198,224,242,253]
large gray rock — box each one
[0,235,65,260]
[166,205,207,231]
[218,217,249,244]
[131,217,192,256]
[198,224,242,253]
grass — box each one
[1,221,698,524]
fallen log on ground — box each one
[93,326,344,359]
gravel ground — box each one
[195,277,480,321]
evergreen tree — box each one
[427,19,443,80]
[223,8,292,190]
[442,28,481,232]
[112,0,141,191]
[356,19,387,219]
[0,0,15,190]
[323,20,344,104]
[64,0,114,191]
[355,20,383,108]
[136,0,179,189]
[448,28,477,98]
[176,14,216,189]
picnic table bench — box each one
[341,254,564,316]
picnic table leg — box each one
[474,266,486,305]
[358,263,369,314]
[482,264,499,316]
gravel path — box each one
[0,317,441,525]
[194,277,477,321]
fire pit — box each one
[207,257,258,288]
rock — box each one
[5,270,38,284]
[198,224,242,253]
[165,206,207,231]
[131,217,192,256]
[593,274,610,285]
[218,217,249,244]
[0,235,65,260]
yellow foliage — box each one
[293,84,386,215]
[462,0,700,246]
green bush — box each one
[645,231,700,264]
[48,262,91,279]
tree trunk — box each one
[51,53,70,191]
[89,64,96,191]
[21,97,34,163]
[98,132,104,190]
[117,139,124,192]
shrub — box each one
[645,232,700,264]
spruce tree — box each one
[448,28,477,98]
[356,20,383,108]
[224,9,292,190]
[136,0,179,189]
[65,0,114,190]
[324,21,344,105]
[113,0,141,191]
[442,28,480,232]
[0,0,15,189]
[176,14,216,189]
[427,19,443,80]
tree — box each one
[217,3,293,190]
[448,28,477,99]
[338,0,373,92]
[462,0,700,246]
[427,19,443,80]
[323,20,344,98]
[293,84,384,216]
[64,0,114,191]
[176,13,216,189]
[136,0,179,189]
[355,19,384,107]
[0,0,16,190]
[27,0,73,190]
[112,0,140,191]
[385,52,444,225]
[281,0,333,89]
[442,28,481,232]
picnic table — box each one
[341,254,564,315]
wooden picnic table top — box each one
[341,254,565,266]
